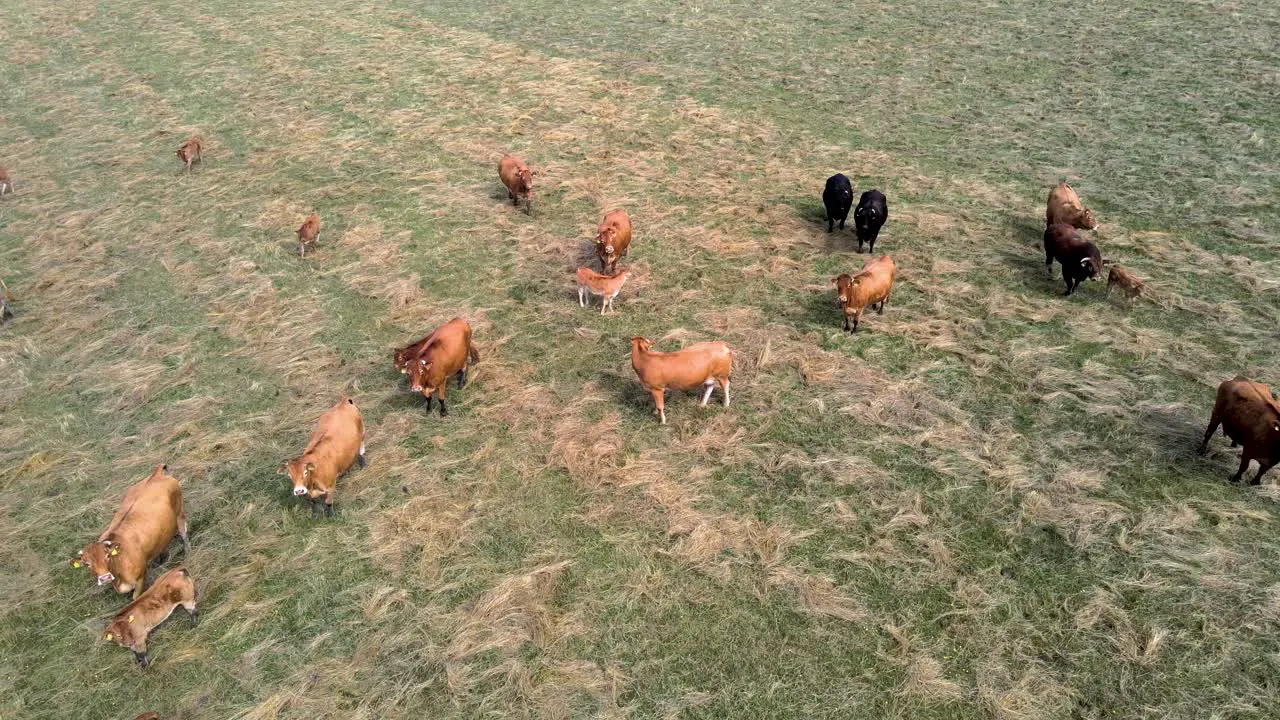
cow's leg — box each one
[839,215,846,231]
[183,599,199,624]
[843,314,851,332]
[578,286,586,307]
[857,238,865,253]
[310,498,322,519]
[650,388,666,424]
[437,388,448,417]
[357,441,368,468]
[1230,453,1252,484]
[1252,459,1275,486]
[324,493,335,518]
[721,378,731,407]
[457,366,467,389]
[1198,412,1221,454]
[851,313,860,333]
[868,238,875,254]
[509,191,517,205]
[178,511,191,557]
[827,216,834,233]
[879,291,891,314]
[700,381,715,406]
[424,394,434,412]
[299,241,306,258]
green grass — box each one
[1,0,1278,718]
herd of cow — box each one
[1,137,1274,678]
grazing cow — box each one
[408,317,480,416]
[630,337,733,425]
[0,166,14,195]
[1105,266,1145,301]
[176,136,202,173]
[297,213,320,258]
[1199,376,1280,485]
[71,464,189,599]
[834,254,896,333]
[853,189,888,253]
[1044,223,1104,295]
[0,278,13,324]
[576,267,631,314]
[279,397,366,517]
[823,174,853,233]
[1045,181,1098,230]
[595,209,632,275]
[103,566,197,668]
[498,154,534,214]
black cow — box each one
[1043,223,1104,295]
[822,174,853,233]
[854,190,888,253]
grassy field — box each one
[1,0,1279,717]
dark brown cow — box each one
[1199,376,1280,485]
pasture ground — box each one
[1,0,1279,718]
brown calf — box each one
[297,213,321,258]
[630,337,733,425]
[1105,266,1145,301]
[176,136,202,173]
[408,317,480,416]
[834,255,896,333]
[72,464,188,599]
[1045,181,1098,230]
[498,154,534,214]
[280,397,366,517]
[0,166,14,195]
[576,267,631,314]
[1199,376,1280,485]
[595,209,632,275]
[103,566,197,668]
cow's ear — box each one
[277,464,288,476]
[304,462,315,477]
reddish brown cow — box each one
[834,255,896,333]
[0,166,14,195]
[176,136,202,173]
[595,209,632,274]
[1199,376,1280,485]
[498,155,534,214]
[1105,266,1145,301]
[630,337,733,424]
[71,464,189,599]
[279,397,366,517]
[1045,181,1098,230]
[297,213,321,258]
[408,317,480,416]
[103,566,197,668]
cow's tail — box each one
[468,345,480,366]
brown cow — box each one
[0,166,14,195]
[498,154,534,214]
[576,267,631,314]
[834,255,896,333]
[0,277,13,324]
[71,464,189,599]
[1045,181,1098,230]
[279,397,366,517]
[630,337,733,425]
[408,317,480,416]
[297,213,321,258]
[176,136,202,173]
[595,210,632,275]
[103,566,197,668]
[1198,376,1280,485]
[1105,266,1145,301]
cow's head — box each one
[596,228,618,257]
[833,274,854,306]
[103,613,148,666]
[1080,256,1103,280]
[72,540,117,586]
[393,347,412,374]
[409,356,434,394]
[1078,208,1099,230]
[631,337,653,353]
[854,205,878,228]
[278,459,315,497]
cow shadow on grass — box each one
[1127,402,1255,488]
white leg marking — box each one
[578,287,586,307]
[360,443,366,455]
[723,380,731,407]
[700,382,714,406]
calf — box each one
[834,255,896,333]
[595,209,632,274]
[408,317,480,416]
[71,464,189,599]
[1045,181,1098,230]
[297,213,320,258]
[576,267,631,314]
[103,566,197,668]
[1105,266,1145,301]
[823,174,853,233]
[1044,223,1104,295]
[279,397,366,517]
[0,166,14,195]
[630,337,733,424]
[853,189,888,253]
[175,136,202,173]
[1199,376,1280,485]
[498,154,534,214]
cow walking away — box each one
[0,166,14,195]
[853,189,888,253]
[823,174,853,233]
[297,213,321,258]
[176,136,202,173]
[1199,376,1280,485]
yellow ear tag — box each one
[110,548,118,556]
[128,615,135,624]
[72,561,81,568]
[105,633,113,641]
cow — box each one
[498,154,534,214]
[823,174,853,233]
[1045,181,1098,230]
[297,213,320,258]
[834,255,896,333]
[408,317,480,416]
[1198,376,1280,485]
[71,464,189,599]
[176,136,202,173]
[135,714,161,720]
[576,267,631,314]
[595,209,632,275]
[1044,223,1105,295]
[0,166,14,195]
[103,566,197,668]
[630,337,733,425]
[853,189,888,253]
[0,277,13,324]
[279,397,366,517]
[1105,266,1145,301]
